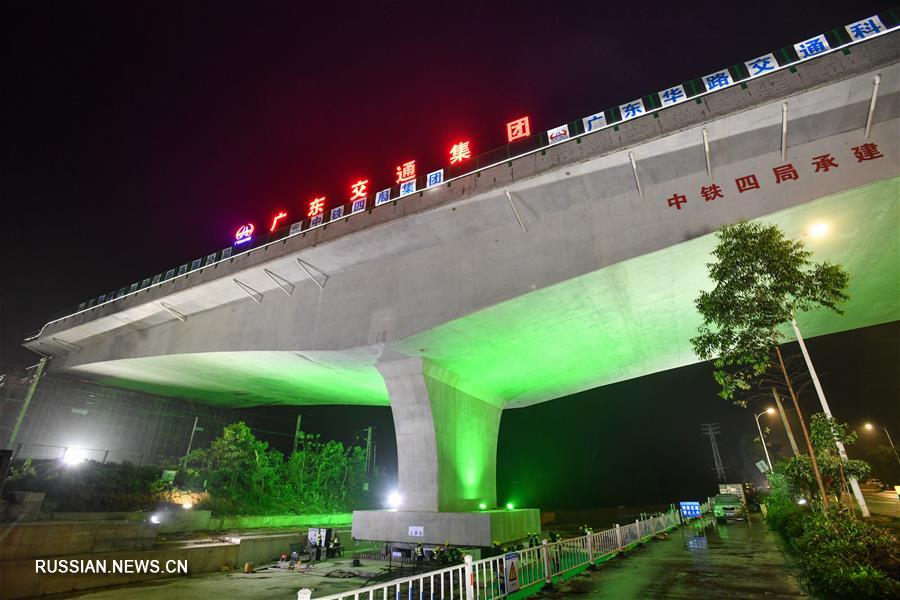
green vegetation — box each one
[5,458,171,512]
[178,422,372,515]
[691,220,849,402]
[766,471,899,599]
[5,423,373,515]
[782,414,871,504]
[694,222,898,596]
[692,220,851,507]
[764,414,898,598]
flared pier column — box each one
[352,356,538,546]
[377,356,502,512]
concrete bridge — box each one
[24,30,900,545]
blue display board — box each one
[680,501,702,518]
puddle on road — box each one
[684,515,750,551]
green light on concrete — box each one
[69,178,899,416]
[54,178,899,521]
[396,177,900,408]
[82,350,390,408]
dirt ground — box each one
[64,553,425,600]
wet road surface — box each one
[863,491,900,518]
[537,514,808,599]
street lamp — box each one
[808,222,830,238]
[755,408,776,472]
[864,422,900,467]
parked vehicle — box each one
[713,493,746,522]
[718,482,747,504]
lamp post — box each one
[755,408,776,472]
[791,316,870,516]
[864,423,900,467]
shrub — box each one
[794,508,900,599]
[763,472,807,539]
[5,459,168,512]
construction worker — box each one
[414,543,425,562]
[329,533,342,557]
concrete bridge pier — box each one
[351,356,539,547]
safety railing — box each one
[314,561,469,600]
[307,508,688,600]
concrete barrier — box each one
[48,511,144,522]
[47,509,212,532]
[0,513,352,598]
[43,510,351,532]
[209,512,352,531]
[0,521,157,561]
[234,532,305,566]
[1,493,45,521]
[0,541,239,599]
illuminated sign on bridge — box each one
[64,12,895,316]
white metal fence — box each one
[308,508,688,600]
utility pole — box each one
[700,423,727,482]
[184,416,199,456]
[772,388,800,456]
[791,318,869,517]
[293,414,303,454]
[754,410,774,472]
[7,359,46,450]
[364,426,373,492]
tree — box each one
[692,221,850,508]
[179,422,372,515]
[783,414,871,508]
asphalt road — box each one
[863,490,900,518]
[537,514,808,599]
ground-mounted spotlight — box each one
[387,491,402,510]
[478,502,487,510]
[506,502,514,510]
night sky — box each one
[2,2,897,506]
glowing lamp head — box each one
[808,222,829,238]
[766,407,776,415]
[150,514,162,524]
[478,502,487,510]
[62,448,87,466]
[387,492,402,509]
[864,423,874,430]
[182,502,193,510]
[505,502,514,510]
[797,498,807,506]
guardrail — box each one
[306,507,698,600]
